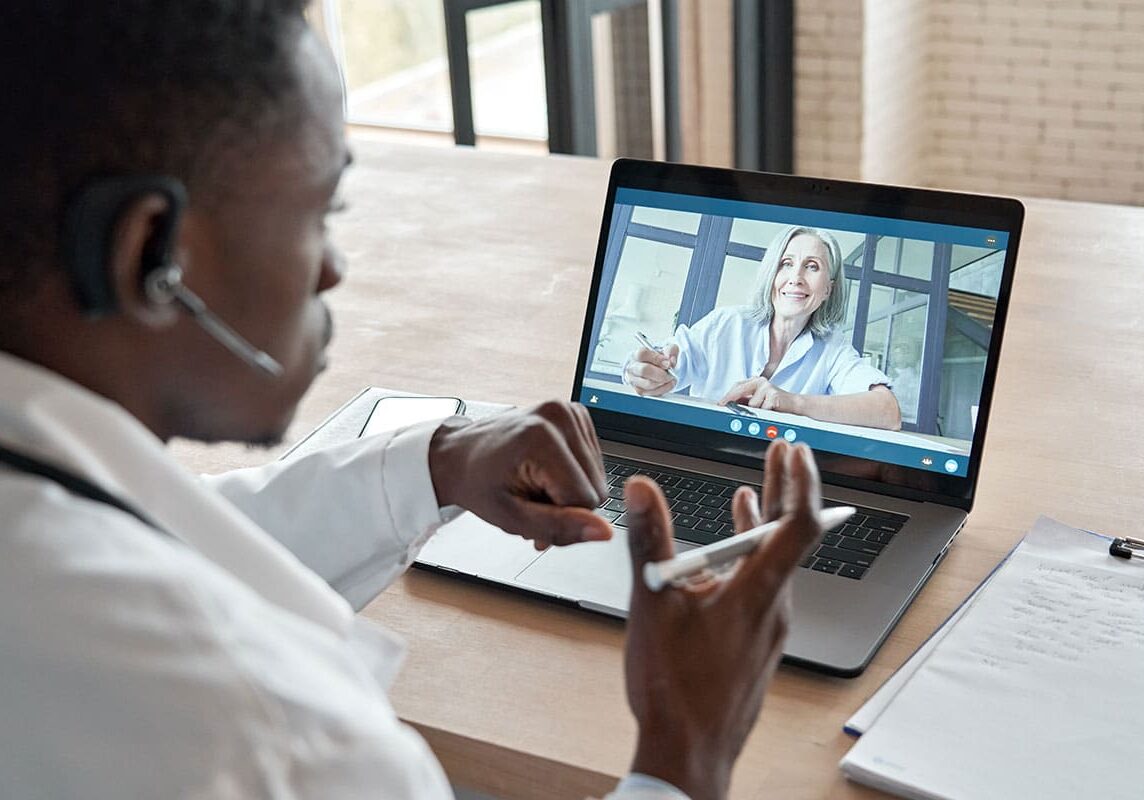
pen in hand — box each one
[634,331,678,381]
[643,505,856,591]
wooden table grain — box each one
[173,140,1144,799]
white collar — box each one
[0,351,353,637]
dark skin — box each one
[0,22,825,799]
[624,440,823,799]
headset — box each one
[60,175,283,377]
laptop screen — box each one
[573,161,1022,505]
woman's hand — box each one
[719,377,799,413]
[624,344,679,397]
[721,382,903,430]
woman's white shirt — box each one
[0,352,684,800]
[669,305,891,401]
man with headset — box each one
[0,3,825,798]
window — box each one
[590,207,699,376]
[322,0,545,139]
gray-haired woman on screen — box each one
[624,225,902,431]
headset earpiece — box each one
[59,174,282,378]
[142,263,184,307]
[61,175,187,317]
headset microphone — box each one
[62,175,283,379]
[143,264,284,378]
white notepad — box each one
[841,516,1144,800]
[842,576,988,737]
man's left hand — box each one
[428,401,612,550]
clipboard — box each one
[840,516,1144,800]
[1109,535,1144,560]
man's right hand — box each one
[624,344,679,396]
[428,400,611,550]
[621,440,823,800]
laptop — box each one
[416,159,1023,677]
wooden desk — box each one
[172,140,1144,799]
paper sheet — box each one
[840,517,1144,800]
[843,576,989,737]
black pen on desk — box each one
[634,331,678,381]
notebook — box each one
[840,517,1144,799]
[415,159,1025,676]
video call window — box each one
[587,204,1006,444]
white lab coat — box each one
[0,352,683,799]
[667,305,892,402]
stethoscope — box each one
[0,442,166,536]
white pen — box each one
[634,330,678,380]
[643,505,857,591]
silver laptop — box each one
[416,159,1023,676]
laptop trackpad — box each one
[514,531,697,614]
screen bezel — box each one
[571,159,1024,510]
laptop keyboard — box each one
[596,456,908,580]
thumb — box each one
[624,476,675,598]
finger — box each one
[679,567,722,595]
[731,485,763,533]
[748,382,769,408]
[541,402,606,501]
[524,421,604,508]
[634,346,665,365]
[782,442,822,525]
[761,439,788,523]
[501,498,613,545]
[571,403,607,497]
[629,374,674,395]
[627,361,672,386]
[762,391,778,411]
[623,476,675,603]
[665,343,680,369]
[718,381,749,406]
[728,445,824,613]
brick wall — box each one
[927,0,1144,204]
[793,0,863,180]
[792,0,1144,204]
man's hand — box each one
[624,344,679,396]
[622,440,823,800]
[428,400,612,550]
[719,376,797,412]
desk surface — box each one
[172,140,1144,799]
